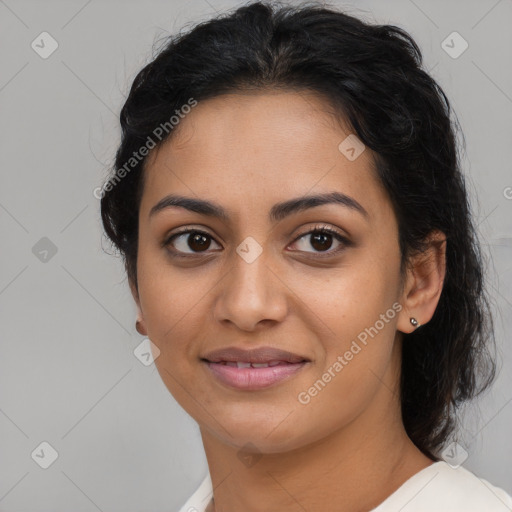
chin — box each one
[204,409,312,454]
[222,430,307,455]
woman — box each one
[100,1,512,510]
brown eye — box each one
[310,231,334,251]
[165,230,221,255]
[290,226,350,257]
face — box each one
[134,90,409,453]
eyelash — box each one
[163,224,351,259]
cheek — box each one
[136,251,209,410]
[293,288,399,433]
[136,247,209,350]
[287,249,399,342]
[289,251,400,392]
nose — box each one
[213,248,288,332]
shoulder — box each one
[372,461,512,512]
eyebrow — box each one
[149,191,369,223]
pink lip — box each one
[203,360,308,390]
[201,345,308,364]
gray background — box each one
[0,0,511,510]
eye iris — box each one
[189,232,211,252]
[311,232,333,252]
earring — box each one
[136,319,145,335]
[410,317,420,328]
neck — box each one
[199,386,433,512]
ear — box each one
[397,230,447,334]
[129,279,147,336]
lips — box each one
[201,346,309,364]
[216,360,290,368]
[201,346,310,390]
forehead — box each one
[153,90,348,156]
[141,90,385,223]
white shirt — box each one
[178,461,512,511]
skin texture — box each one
[131,91,446,512]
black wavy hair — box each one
[100,0,497,460]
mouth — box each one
[201,345,309,364]
[207,360,300,368]
[200,346,311,390]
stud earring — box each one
[410,317,420,328]
[136,319,145,335]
